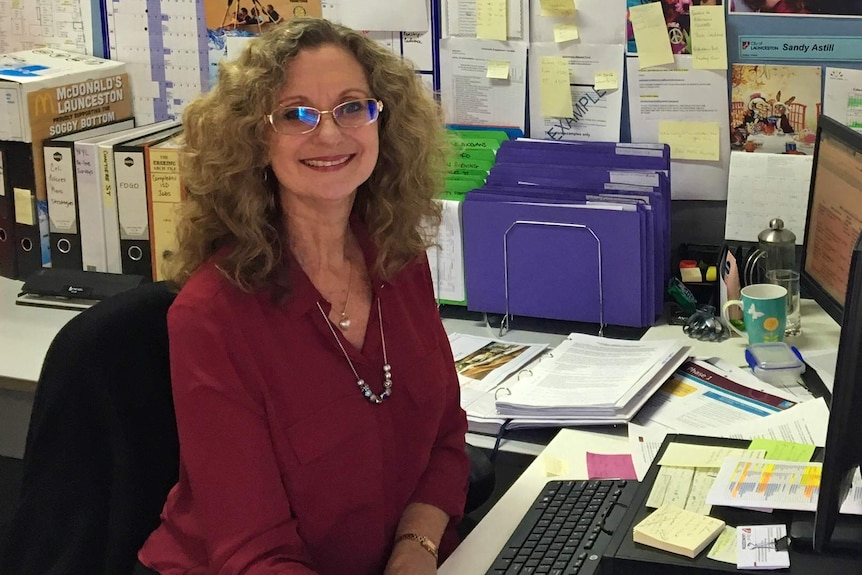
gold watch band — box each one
[395,532,439,560]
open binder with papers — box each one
[491,333,690,427]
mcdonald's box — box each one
[0,48,133,143]
[0,48,133,275]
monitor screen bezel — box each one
[799,115,862,326]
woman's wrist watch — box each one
[394,532,439,560]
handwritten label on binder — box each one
[658,120,720,161]
[540,57,573,118]
[476,0,507,41]
[691,5,728,70]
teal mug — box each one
[721,283,788,343]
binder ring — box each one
[57,238,71,254]
[500,220,605,338]
[0,228,6,242]
[20,237,33,251]
[128,245,143,261]
[494,387,512,400]
[517,369,532,379]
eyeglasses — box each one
[266,98,383,135]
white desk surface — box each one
[0,277,80,389]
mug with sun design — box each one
[721,283,788,343]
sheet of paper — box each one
[586,452,637,480]
[528,42,624,141]
[823,67,862,133]
[477,0,508,40]
[628,422,668,481]
[802,350,837,393]
[632,359,795,434]
[553,24,580,43]
[690,5,728,70]
[539,56,575,118]
[748,438,815,463]
[0,0,94,55]
[628,2,674,69]
[531,0,626,45]
[658,444,764,469]
[427,200,466,302]
[647,466,695,509]
[626,55,730,200]
[336,0,428,31]
[737,525,790,570]
[724,151,813,245]
[486,60,511,79]
[709,397,830,447]
[444,0,529,41]
[708,526,739,565]
[658,121,721,161]
[439,38,528,131]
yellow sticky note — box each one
[544,456,570,477]
[658,443,760,468]
[13,187,34,226]
[486,60,510,79]
[476,0,507,41]
[540,57,574,118]
[540,0,575,17]
[748,439,816,463]
[691,5,728,70]
[594,70,618,91]
[707,526,739,565]
[629,2,674,69]
[553,23,579,43]
[658,120,721,162]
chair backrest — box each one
[787,102,807,132]
[0,282,179,575]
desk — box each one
[441,301,841,574]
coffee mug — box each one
[721,283,788,343]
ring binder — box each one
[500,220,605,337]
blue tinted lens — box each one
[295,107,320,127]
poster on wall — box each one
[730,64,822,154]
[626,0,724,55]
[729,0,862,16]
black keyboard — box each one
[485,479,637,575]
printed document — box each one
[443,0,530,41]
[529,0,627,45]
[823,67,862,133]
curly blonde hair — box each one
[165,17,448,292]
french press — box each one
[743,218,797,286]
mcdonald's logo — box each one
[31,91,53,117]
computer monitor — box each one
[800,115,862,325]
[796,115,862,552]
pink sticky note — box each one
[586,452,638,480]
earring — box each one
[263,167,269,181]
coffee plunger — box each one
[743,218,797,286]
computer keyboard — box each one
[485,479,638,575]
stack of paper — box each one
[493,333,689,425]
[633,504,726,559]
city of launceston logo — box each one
[742,41,750,49]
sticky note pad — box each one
[14,187,34,225]
[749,439,815,463]
[594,70,618,90]
[633,504,725,558]
[541,0,576,17]
[586,452,638,480]
[658,120,721,162]
[629,2,674,69]
[691,5,728,70]
[486,60,510,79]
[476,0,507,41]
[540,56,573,118]
[553,23,579,43]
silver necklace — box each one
[338,260,353,331]
[317,298,392,404]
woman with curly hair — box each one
[135,17,469,575]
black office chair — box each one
[0,282,494,575]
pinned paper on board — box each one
[658,120,721,161]
[486,60,511,79]
[553,23,580,42]
[540,56,574,118]
[629,2,674,69]
[540,0,576,17]
[690,5,728,70]
[476,0,508,41]
[594,70,619,91]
